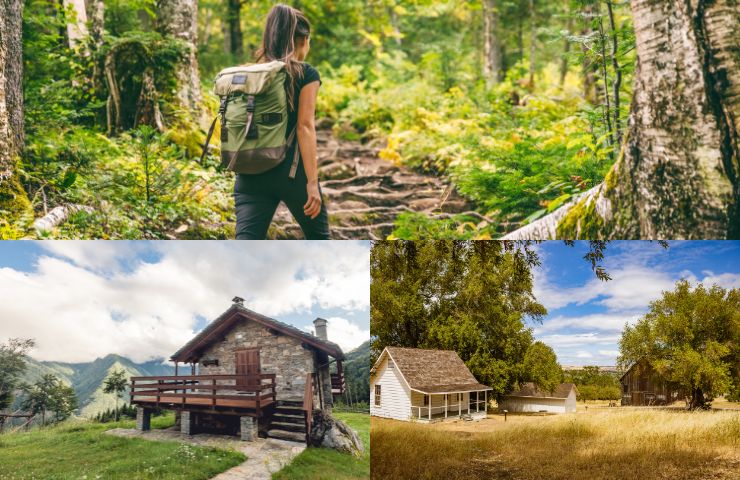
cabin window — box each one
[423,394,429,406]
[375,385,381,406]
[623,384,628,394]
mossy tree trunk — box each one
[483,0,502,88]
[156,0,204,125]
[0,0,31,223]
[504,0,739,240]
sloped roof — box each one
[171,304,344,362]
[505,382,578,399]
[383,347,491,394]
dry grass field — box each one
[371,409,740,480]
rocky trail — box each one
[269,128,478,240]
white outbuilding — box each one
[499,382,578,413]
[370,346,492,422]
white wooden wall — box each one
[370,355,411,421]
[563,389,577,413]
[500,396,569,413]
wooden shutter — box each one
[235,349,260,390]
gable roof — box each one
[379,347,491,394]
[505,382,578,400]
[171,304,344,362]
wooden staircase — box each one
[266,399,307,443]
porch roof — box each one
[411,383,492,394]
[171,304,344,363]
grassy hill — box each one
[18,355,174,418]
[341,341,370,404]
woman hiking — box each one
[233,4,329,239]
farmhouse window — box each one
[423,394,429,406]
[375,385,381,406]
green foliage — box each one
[371,241,548,398]
[522,342,563,392]
[0,339,35,411]
[618,281,740,409]
[564,366,621,401]
[340,341,371,404]
[20,374,78,425]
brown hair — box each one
[256,4,311,110]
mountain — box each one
[19,355,174,418]
[341,340,370,403]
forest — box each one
[0,0,737,239]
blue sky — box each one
[0,241,370,363]
[531,241,740,366]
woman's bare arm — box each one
[296,80,321,219]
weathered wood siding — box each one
[370,355,411,421]
[620,359,682,406]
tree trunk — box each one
[581,3,599,104]
[0,0,30,223]
[483,0,502,89]
[689,387,706,410]
[527,0,536,88]
[62,0,88,48]
[559,8,573,87]
[90,0,104,50]
[503,0,739,240]
[226,0,243,58]
[156,0,203,123]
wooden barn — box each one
[500,383,578,413]
[130,297,345,443]
[370,347,491,422]
[620,358,683,406]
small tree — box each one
[21,374,77,426]
[521,341,563,392]
[103,369,128,421]
[0,338,35,411]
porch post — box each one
[458,393,461,417]
[428,395,432,421]
[445,394,448,418]
[174,361,178,376]
[181,410,194,436]
[477,391,480,413]
[136,407,151,432]
[468,393,470,415]
[484,391,487,413]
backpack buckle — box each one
[218,96,228,115]
[246,95,255,113]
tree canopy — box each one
[0,338,35,411]
[618,280,740,409]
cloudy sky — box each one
[532,241,740,366]
[0,241,370,363]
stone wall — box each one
[198,318,317,399]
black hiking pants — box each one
[234,156,330,240]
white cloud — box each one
[302,317,369,353]
[598,350,620,357]
[537,333,621,348]
[0,242,370,363]
[534,312,642,334]
[576,351,593,358]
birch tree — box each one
[0,0,29,221]
[504,0,740,240]
[482,0,502,88]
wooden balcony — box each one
[130,374,276,416]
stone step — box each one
[273,412,305,423]
[267,428,306,443]
[270,421,306,432]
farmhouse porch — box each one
[410,389,488,422]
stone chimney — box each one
[313,318,328,341]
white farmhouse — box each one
[370,347,492,422]
[499,382,578,413]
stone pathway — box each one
[268,128,477,239]
[106,427,305,480]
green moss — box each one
[556,196,606,239]
[0,168,33,238]
[165,119,207,160]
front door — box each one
[235,349,260,391]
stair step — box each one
[270,421,305,432]
[277,400,303,407]
[275,405,304,413]
[267,429,306,443]
[273,415,305,425]
[273,412,305,420]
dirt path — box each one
[269,129,476,239]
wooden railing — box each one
[331,372,345,395]
[303,372,314,445]
[130,374,276,413]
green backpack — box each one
[201,60,300,178]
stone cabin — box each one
[131,298,345,443]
